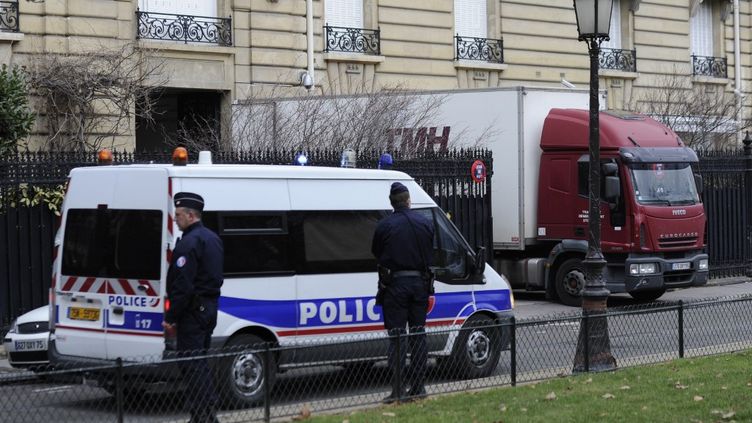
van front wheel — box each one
[217,334,276,408]
[448,314,501,379]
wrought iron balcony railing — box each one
[324,25,380,55]
[599,48,636,72]
[136,9,232,46]
[455,35,504,63]
[0,1,19,32]
[692,55,727,78]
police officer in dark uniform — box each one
[161,192,224,423]
[372,182,434,404]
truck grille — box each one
[664,270,694,285]
[658,236,698,249]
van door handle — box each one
[112,306,124,315]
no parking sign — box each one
[471,160,487,183]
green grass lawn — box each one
[307,350,752,422]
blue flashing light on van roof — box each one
[294,152,308,166]
[378,153,393,170]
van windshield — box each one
[62,209,162,280]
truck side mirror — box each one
[604,175,620,202]
[694,173,703,195]
[602,162,618,176]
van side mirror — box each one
[694,173,703,195]
[473,246,486,275]
[604,175,620,202]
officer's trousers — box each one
[382,275,429,393]
[177,304,219,423]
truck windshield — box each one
[629,163,700,206]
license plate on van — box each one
[69,307,100,321]
[672,262,691,271]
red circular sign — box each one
[471,160,487,183]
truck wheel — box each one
[555,258,585,307]
[217,334,276,408]
[448,314,501,379]
[630,289,666,303]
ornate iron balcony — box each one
[0,1,19,32]
[136,10,232,46]
[692,55,727,78]
[324,25,380,55]
[455,35,504,63]
[599,48,636,72]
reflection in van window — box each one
[203,212,291,276]
[415,207,469,278]
[294,210,387,274]
[62,209,162,280]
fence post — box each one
[744,132,752,277]
[395,331,403,402]
[678,300,684,358]
[583,312,590,372]
[264,345,271,423]
[115,357,124,423]
[510,316,516,387]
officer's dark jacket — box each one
[165,221,224,324]
[372,206,434,272]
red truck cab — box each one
[536,109,708,306]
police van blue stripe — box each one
[219,289,511,329]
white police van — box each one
[49,150,514,405]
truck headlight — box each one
[698,259,709,271]
[630,263,658,275]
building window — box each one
[454,0,503,63]
[599,0,637,72]
[325,0,363,29]
[690,0,726,78]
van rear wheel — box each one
[555,258,585,307]
[217,334,276,408]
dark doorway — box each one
[136,89,222,152]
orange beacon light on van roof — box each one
[97,149,113,165]
[172,147,188,166]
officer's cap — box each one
[174,192,204,211]
[390,182,409,196]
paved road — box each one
[2,278,751,422]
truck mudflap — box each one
[607,251,709,293]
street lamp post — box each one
[572,0,617,373]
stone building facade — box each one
[0,0,748,150]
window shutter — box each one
[602,0,622,49]
[139,0,216,17]
[454,0,487,38]
[690,1,713,57]
[325,0,363,28]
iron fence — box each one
[0,0,18,32]
[691,55,727,78]
[0,149,493,325]
[2,295,752,421]
[323,25,380,55]
[136,9,232,46]
[455,35,504,63]
[599,48,636,72]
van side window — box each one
[62,209,162,280]
[416,208,469,278]
[291,210,387,274]
[203,212,292,276]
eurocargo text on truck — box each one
[236,86,709,306]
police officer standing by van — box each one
[162,192,224,423]
[372,182,434,404]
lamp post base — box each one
[573,255,616,373]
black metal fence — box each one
[691,55,727,78]
[0,0,18,32]
[599,48,636,72]
[454,35,504,63]
[323,24,380,55]
[0,149,493,325]
[2,294,752,422]
[696,147,751,278]
[135,9,232,46]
